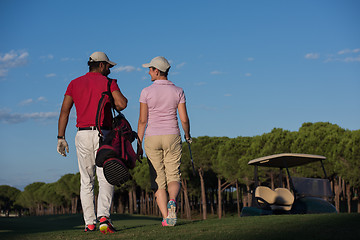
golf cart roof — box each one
[248,153,326,168]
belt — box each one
[78,126,111,131]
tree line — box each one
[1,122,359,218]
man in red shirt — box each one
[57,52,127,234]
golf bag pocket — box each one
[96,145,118,167]
[103,158,131,186]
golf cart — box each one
[241,153,337,216]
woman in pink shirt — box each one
[138,56,191,227]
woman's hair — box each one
[151,67,169,77]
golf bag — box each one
[95,78,141,186]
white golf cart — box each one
[241,153,337,216]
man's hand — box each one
[57,139,69,157]
[185,136,192,144]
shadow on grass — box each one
[0,213,166,237]
[2,213,360,240]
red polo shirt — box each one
[65,72,120,128]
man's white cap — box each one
[142,56,171,72]
[89,51,117,67]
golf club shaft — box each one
[187,141,196,176]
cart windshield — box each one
[291,177,333,198]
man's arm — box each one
[58,95,74,137]
[57,95,73,157]
[112,90,128,111]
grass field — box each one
[1,213,360,240]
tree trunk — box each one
[146,192,150,215]
[210,188,214,215]
[218,177,222,219]
[72,197,77,214]
[111,200,114,214]
[181,178,191,220]
[118,194,124,214]
[246,183,251,207]
[133,187,137,214]
[129,190,134,214]
[342,178,346,199]
[270,172,274,190]
[180,190,184,219]
[153,193,158,216]
[198,168,207,220]
[334,177,341,212]
[49,204,53,215]
[141,191,145,215]
[236,181,240,217]
[346,184,351,213]
[74,196,79,213]
[357,188,360,213]
[37,203,43,216]
[222,191,226,217]
[17,208,22,217]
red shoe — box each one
[99,216,116,234]
[84,224,96,232]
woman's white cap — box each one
[142,56,171,72]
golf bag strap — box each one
[96,78,118,138]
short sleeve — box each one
[139,88,147,103]
[179,89,186,104]
[110,79,121,92]
[65,81,73,97]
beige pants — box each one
[144,134,182,190]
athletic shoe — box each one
[167,199,177,226]
[99,216,116,234]
[84,224,96,232]
[162,218,170,227]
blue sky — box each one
[1,0,359,190]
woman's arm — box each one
[137,102,148,143]
[178,103,191,140]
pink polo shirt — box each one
[139,80,186,137]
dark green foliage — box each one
[0,185,21,216]
[335,130,360,187]
[1,122,359,216]
[131,157,151,191]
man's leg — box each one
[95,130,114,218]
[96,166,116,234]
[75,131,97,227]
[94,130,116,234]
[96,166,114,218]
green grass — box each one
[1,213,360,240]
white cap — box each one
[89,52,117,67]
[142,56,171,72]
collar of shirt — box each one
[86,72,103,77]
[152,80,174,85]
